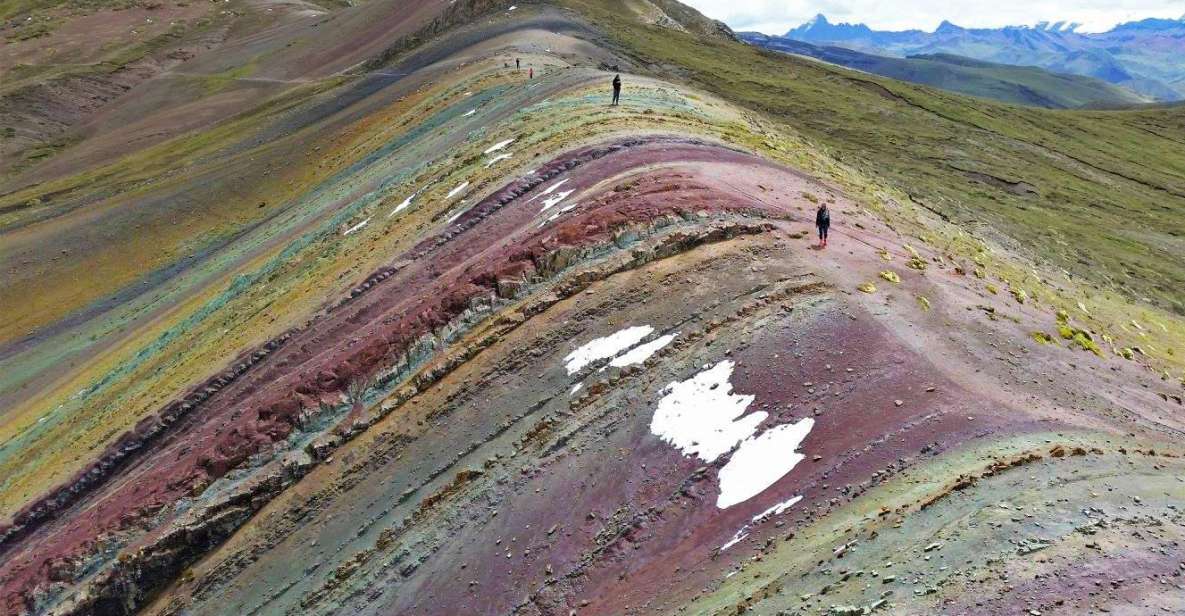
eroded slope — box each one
[0,2,1183,616]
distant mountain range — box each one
[774,13,1185,101]
[739,34,1151,109]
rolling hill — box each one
[739,33,1151,108]
[0,0,1183,614]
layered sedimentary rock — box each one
[1,1,1183,615]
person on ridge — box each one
[516,58,520,70]
[611,74,622,106]
[815,202,830,248]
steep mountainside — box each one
[783,13,1185,101]
[739,33,1150,109]
[0,0,1183,615]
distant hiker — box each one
[815,203,830,248]
[529,67,534,79]
[516,58,520,70]
[611,74,621,106]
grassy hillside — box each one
[562,0,1185,315]
[741,35,1150,109]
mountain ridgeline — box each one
[1,0,1184,614]
[776,13,1185,102]
[740,33,1150,109]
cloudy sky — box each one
[679,0,1184,35]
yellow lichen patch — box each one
[1032,332,1054,344]
[986,284,998,295]
[858,282,877,294]
[1011,288,1027,304]
[902,244,927,271]
[1072,331,1103,356]
[917,296,931,311]
[879,270,900,283]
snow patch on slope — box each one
[720,529,749,551]
[752,495,803,522]
[389,192,417,217]
[564,325,654,374]
[720,495,804,552]
[343,218,370,236]
[540,189,574,212]
[486,152,512,168]
[446,181,469,199]
[484,138,515,154]
[650,360,763,462]
[649,361,814,509]
[609,334,676,367]
[717,419,813,509]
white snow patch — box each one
[539,178,569,197]
[343,217,370,236]
[539,189,574,212]
[508,5,516,10]
[484,139,515,154]
[720,529,749,551]
[463,109,476,117]
[716,419,814,509]
[609,333,676,368]
[486,152,512,168]
[650,360,763,462]
[720,495,803,553]
[537,202,578,228]
[528,178,569,205]
[446,181,469,199]
[388,193,416,217]
[446,208,465,224]
[563,325,654,374]
[570,383,583,395]
[752,495,803,522]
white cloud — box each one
[681,0,1183,34]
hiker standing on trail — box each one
[516,58,520,70]
[815,203,830,248]
[611,74,621,106]
[529,67,533,79]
